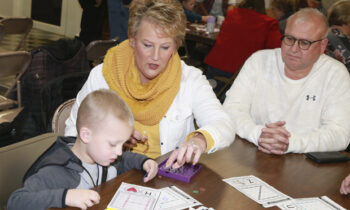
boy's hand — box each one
[340,173,350,195]
[124,129,148,151]
[65,189,100,209]
[142,159,158,182]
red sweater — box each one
[205,8,282,73]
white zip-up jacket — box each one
[65,61,235,155]
[224,48,350,153]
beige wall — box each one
[0,0,14,17]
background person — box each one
[181,0,209,23]
[78,0,107,46]
[292,0,308,12]
[326,0,350,72]
[307,0,327,16]
[107,0,130,42]
[195,0,229,17]
[271,0,294,35]
[223,8,350,154]
[204,0,281,95]
[65,0,234,169]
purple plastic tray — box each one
[158,158,202,183]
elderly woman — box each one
[326,0,350,72]
[65,0,234,168]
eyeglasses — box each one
[281,35,325,50]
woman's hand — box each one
[166,133,207,169]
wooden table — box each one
[53,137,350,209]
[185,23,219,47]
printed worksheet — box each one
[106,182,160,210]
[223,175,291,207]
[154,186,202,210]
[106,183,202,210]
[277,196,346,210]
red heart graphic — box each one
[127,187,137,192]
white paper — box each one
[154,186,202,210]
[106,182,160,210]
[290,196,346,210]
[107,183,202,210]
[223,175,291,207]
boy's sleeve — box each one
[7,167,67,210]
[115,151,150,175]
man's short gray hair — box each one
[287,8,329,37]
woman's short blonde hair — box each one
[128,0,186,48]
[327,0,350,26]
[76,89,134,133]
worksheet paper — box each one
[154,186,202,210]
[223,175,346,210]
[277,196,346,210]
[106,182,201,210]
[106,182,160,210]
[223,175,291,207]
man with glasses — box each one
[224,8,350,154]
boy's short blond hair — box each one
[76,89,134,133]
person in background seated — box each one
[65,0,234,169]
[227,0,243,11]
[107,0,131,42]
[224,8,350,154]
[292,0,308,12]
[181,0,209,23]
[326,0,350,72]
[307,0,327,16]
[7,89,158,210]
[271,0,294,35]
[340,173,350,195]
[78,0,107,46]
[204,0,281,95]
[195,0,229,17]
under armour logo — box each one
[306,95,316,101]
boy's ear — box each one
[79,127,91,144]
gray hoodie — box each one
[7,136,150,210]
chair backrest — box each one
[51,99,76,136]
[0,133,57,209]
[0,51,31,107]
[0,24,4,42]
[85,36,119,66]
[0,17,33,51]
[0,51,31,80]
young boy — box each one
[7,89,158,210]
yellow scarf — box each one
[102,40,181,125]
